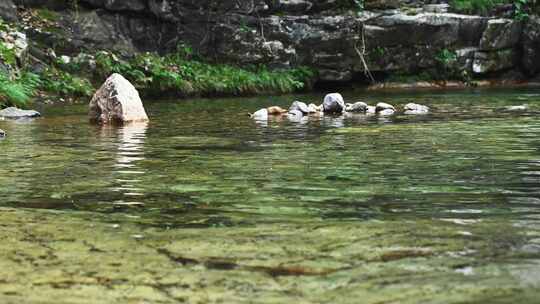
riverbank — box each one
[3,1,540,109]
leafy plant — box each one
[450,0,502,14]
[0,73,41,108]
[92,50,315,97]
[514,0,530,20]
[40,68,93,97]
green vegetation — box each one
[450,0,534,19]
[336,0,364,12]
[40,68,94,98]
[91,49,315,97]
[0,73,40,108]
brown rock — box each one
[89,73,149,124]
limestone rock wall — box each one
[7,0,540,82]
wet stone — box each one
[376,102,396,112]
[0,107,41,119]
[503,105,529,112]
[345,102,368,112]
[323,93,345,113]
[404,103,430,114]
[289,101,310,114]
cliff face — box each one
[6,0,540,84]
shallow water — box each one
[2,88,540,303]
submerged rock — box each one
[0,107,41,119]
[289,101,310,114]
[345,102,368,113]
[522,17,540,76]
[404,103,429,115]
[323,93,345,113]
[503,104,529,112]
[251,108,268,120]
[89,73,149,124]
[375,102,395,112]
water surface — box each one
[1,88,540,303]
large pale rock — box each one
[0,107,40,119]
[89,73,149,124]
[323,93,345,113]
[479,19,521,51]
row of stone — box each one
[250,93,430,121]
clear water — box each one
[1,88,540,303]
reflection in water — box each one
[110,122,148,206]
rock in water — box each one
[89,73,149,124]
[345,102,368,112]
[287,109,304,122]
[503,105,529,112]
[267,106,287,115]
[0,107,41,119]
[323,93,345,113]
[375,102,396,112]
[404,103,429,114]
[251,108,268,120]
[378,109,395,116]
[308,103,321,113]
[0,129,5,138]
[289,101,310,114]
[366,106,376,114]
